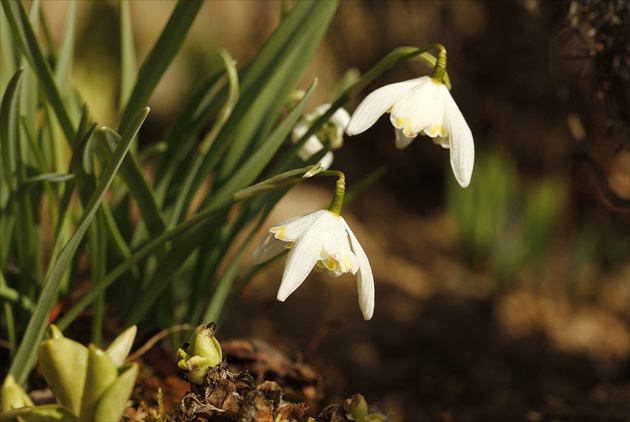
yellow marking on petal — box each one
[322,258,339,272]
[284,241,294,249]
[402,127,418,137]
[270,226,286,239]
[424,125,447,137]
[395,117,407,128]
[340,258,356,272]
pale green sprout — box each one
[346,46,475,188]
[0,375,33,412]
[1,325,138,422]
[176,323,223,384]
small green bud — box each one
[80,344,118,421]
[36,325,138,422]
[37,326,88,416]
[105,325,137,367]
[1,375,34,412]
[45,325,65,340]
[343,394,368,421]
[94,363,139,421]
[176,323,223,383]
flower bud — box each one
[37,325,88,416]
[1,375,33,412]
[343,394,368,420]
[177,323,223,383]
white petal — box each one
[432,137,450,149]
[292,120,309,142]
[342,220,375,320]
[253,232,288,264]
[330,108,351,150]
[346,78,424,136]
[277,226,324,301]
[311,103,333,118]
[445,97,474,188]
[394,128,416,149]
[319,151,334,170]
[297,135,324,161]
[330,107,351,129]
[271,210,326,241]
[390,77,447,138]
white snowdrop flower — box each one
[292,103,351,171]
[253,209,374,320]
[345,75,474,188]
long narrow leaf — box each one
[210,1,338,188]
[0,5,19,92]
[97,128,166,238]
[168,50,239,227]
[118,0,202,133]
[1,0,76,143]
[7,107,150,385]
[125,80,318,325]
[55,165,314,331]
[53,1,80,122]
[54,2,77,87]
[1,67,38,302]
[118,0,136,112]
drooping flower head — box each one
[292,103,351,170]
[345,49,474,188]
[253,209,374,320]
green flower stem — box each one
[430,44,447,84]
[326,171,346,215]
[345,44,451,99]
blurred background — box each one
[40,0,628,420]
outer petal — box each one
[346,78,424,136]
[445,96,474,188]
[253,232,287,264]
[342,220,375,320]
[390,77,447,138]
[394,128,416,149]
[277,226,325,302]
[271,209,326,241]
[432,137,450,149]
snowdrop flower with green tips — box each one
[253,209,374,320]
[292,103,351,170]
[345,75,474,188]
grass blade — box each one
[1,0,76,143]
[97,128,166,239]
[55,165,313,331]
[118,0,202,133]
[118,0,136,112]
[124,80,318,325]
[7,107,150,385]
